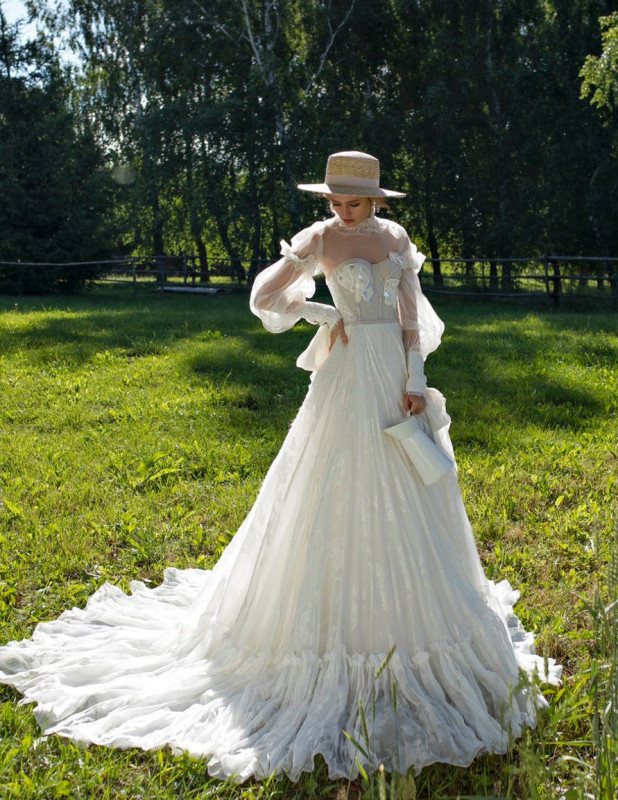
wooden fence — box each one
[1,254,617,305]
[419,255,618,306]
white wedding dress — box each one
[0,215,560,782]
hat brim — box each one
[297,182,406,198]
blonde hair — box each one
[372,197,390,212]
[323,194,390,213]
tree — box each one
[0,10,112,292]
[17,0,618,283]
[580,11,618,288]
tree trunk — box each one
[423,159,443,287]
[271,176,280,259]
[462,245,474,278]
[551,260,562,307]
[427,222,442,287]
[184,130,209,281]
[240,0,300,231]
[128,51,164,258]
[501,260,512,292]
[489,260,499,291]
[606,261,617,296]
[272,94,300,231]
[195,234,209,283]
[150,184,164,257]
[247,130,262,266]
[214,212,244,281]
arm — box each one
[250,230,342,333]
[393,229,444,413]
[400,291,427,415]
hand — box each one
[402,394,426,415]
[329,319,349,351]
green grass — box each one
[0,285,616,799]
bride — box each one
[0,151,560,782]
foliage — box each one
[581,12,618,113]
[0,286,616,797]
[0,12,113,293]
[7,0,613,289]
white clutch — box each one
[383,414,454,485]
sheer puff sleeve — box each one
[250,222,341,334]
[390,224,445,395]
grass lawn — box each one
[0,284,616,799]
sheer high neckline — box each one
[331,214,380,233]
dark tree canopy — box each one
[0,11,113,292]
[2,0,617,292]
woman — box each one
[0,151,559,783]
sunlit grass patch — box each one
[0,286,616,798]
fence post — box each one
[156,256,166,289]
[607,259,618,297]
[500,260,513,292]
[132,260,137,300]
[549,258,561,308]
[543,257,550,297]
[489,259,499,291]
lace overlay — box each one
[332,213,381,233]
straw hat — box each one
[297,151,406,198]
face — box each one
[327,195,372,227]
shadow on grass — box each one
[432,329,607,435]
[1,288,615,437]
[0,290,258,365]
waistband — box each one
[343,318,400,327]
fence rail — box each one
[416,255,618,305]
[1,254,617,305]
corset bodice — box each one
[326,257,404,324]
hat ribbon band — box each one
[324,174,380,189]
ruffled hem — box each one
[0,569,559,783]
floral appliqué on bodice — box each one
[331,251,414,323]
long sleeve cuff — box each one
[298,301,342,330]
[405,351,427,395]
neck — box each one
[332,212,378,232]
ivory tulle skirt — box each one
[0,321,560,781]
